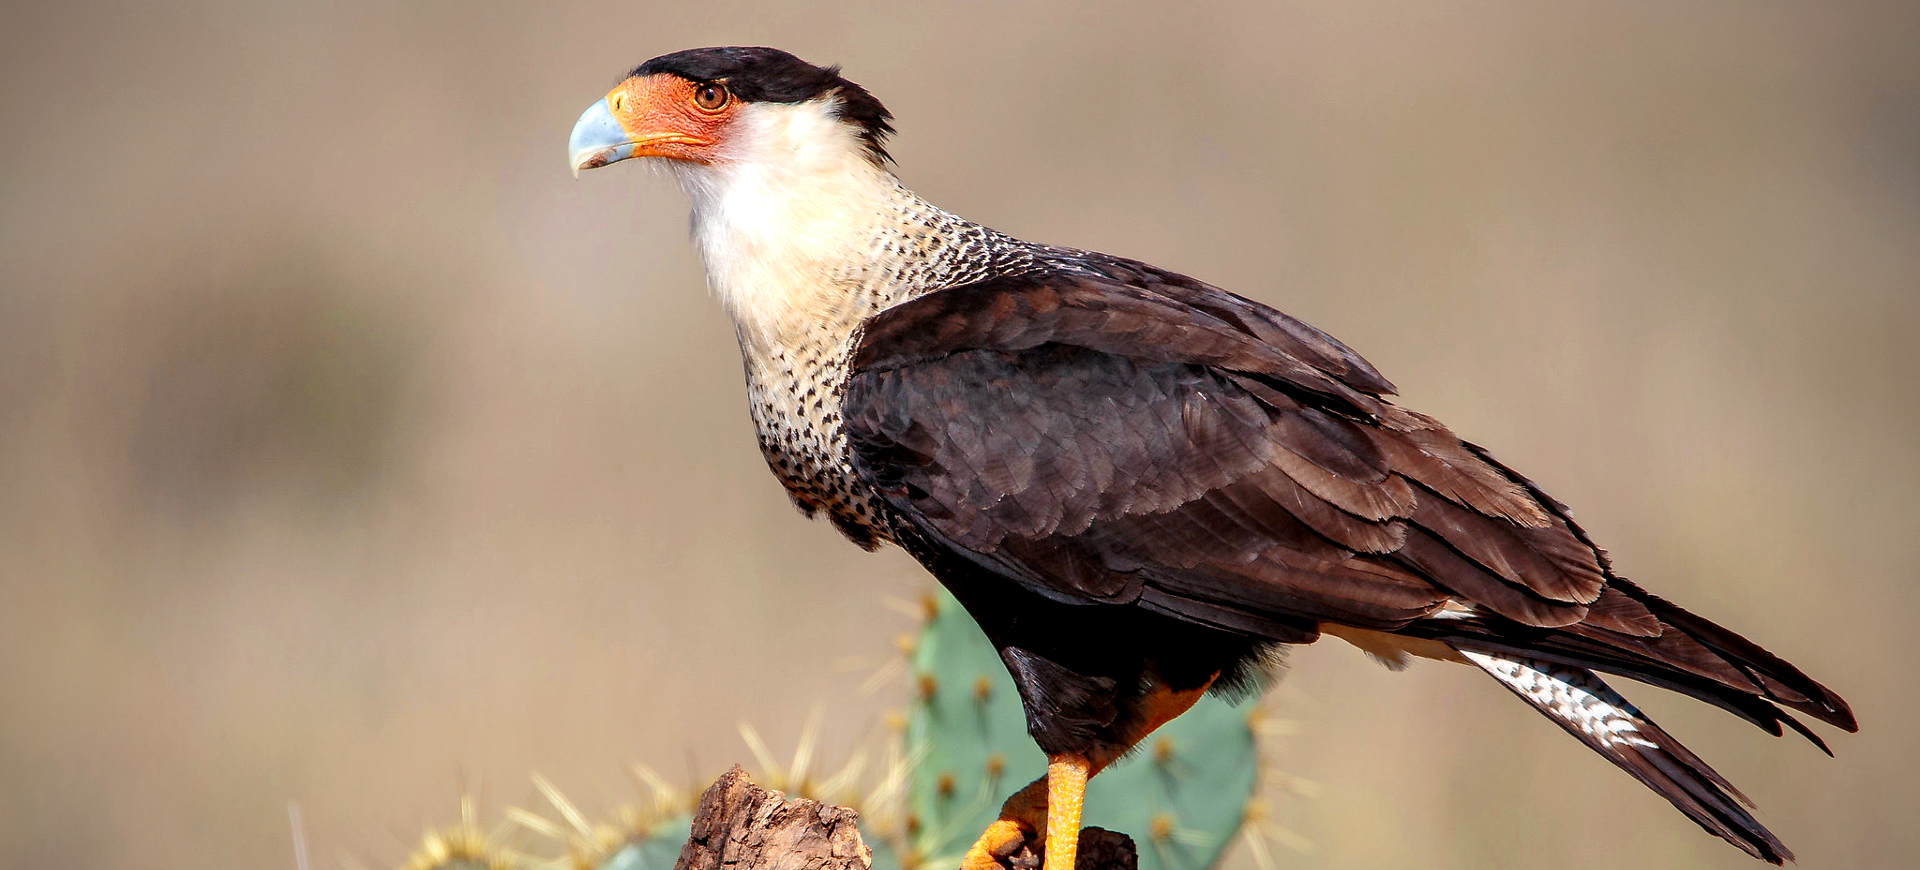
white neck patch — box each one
[665,99,902,350]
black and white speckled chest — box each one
[734,206,1060,550]
[743,327,889,547]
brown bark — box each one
[671,767,1136,870]
[674,766,871,870]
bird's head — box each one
[569,47,894,178]
[569,48,916,345]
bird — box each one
[568,46,1855,870]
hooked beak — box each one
[569,97,636,178]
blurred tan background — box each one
[2,1,1915,868]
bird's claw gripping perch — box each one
[961,755,1092,870]
[959,818,1036,870]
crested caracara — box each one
[569,46,1855,870]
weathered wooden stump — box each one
[671,767,1136,870]
[673,766,870,870]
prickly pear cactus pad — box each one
[902,590,1259,870]
[596,815,691,870]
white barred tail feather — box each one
[1459,650,1792,863]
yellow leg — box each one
[959,674,1219,870]
[955,754,1094,870]
[1043,754,1091,870]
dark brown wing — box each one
[843,265,1852,734]
[849,267,1607,626]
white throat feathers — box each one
[667,97,916,353]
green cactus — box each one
[896,589,1259,870]
[403,589,1280,870]
[595,823,690,870]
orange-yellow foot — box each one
[962,752,1099,870]
[959,818,1035,870]
[960,772,1050,870]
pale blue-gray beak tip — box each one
[570,97,635,177]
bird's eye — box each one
[693,83,729,112]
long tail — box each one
[1400,578,1857,747]
[1405,582,1855,863]
[1457,649,1792,863]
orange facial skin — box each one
[605,74,738,164]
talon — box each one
[960,818,1035,870]
[965,758,1096,870]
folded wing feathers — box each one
[1580,586,1665,638]
[857,274,1670,626]
[1614,582,1856,730]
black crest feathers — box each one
[632,46,895,163]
